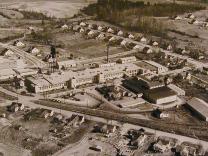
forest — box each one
[83,0,205,36]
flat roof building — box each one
[168,84,185,96]
[144,60,168,74]
[26,63,141,93]
[144,86,177,104]
[117,56,137,64]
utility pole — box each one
[106,44,110,63]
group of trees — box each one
[83,0,204,36]
[19,10,53,20]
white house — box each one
[61,24,69,30]
[2,49,14,56]
[88,30,95,37]
[80,22,87,27]
[31,47,40,54]
[109,36,117,42]
[98,26,104,31]
[117,30,124,36]
[133,45,143,51]
[153,41,159,47]
[96,33,105,40]
[128,34,135,39]
[107,28,114,33]
[189,14,195,19]
[140,37,147,43]
[120,40,128,47]
[15,41,25,48]
[79,28,85,33]
[167,45,173,51]
[147,48,153,54]
[88,24,93,29]
[175,16,182,20]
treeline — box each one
[82,0,204,36]
[84,0,204,17]
[18,10,53,20]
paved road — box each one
[1,87,208,151]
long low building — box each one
[186,97,208,121]
[144,60,168,74]
[26,63,140,93]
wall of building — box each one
[155,95,177,104]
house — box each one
[96,33,105,40]
[142,47,152,54]
[67,114,85,127]
[120,40,128,47]
[15,41,25,48]
[190,14,195,19]
[61,24,69,30]
[80,22,87,27]
[133,45,143,51]
[87,30,96,37]
[8,102,24,112]
[153,139,173,153]
[79,28,85,33]
[167,45,173,51]
[152,109,169,119]
[117,30,124,36]
[101,124,117,134]
[88,24,93,29]
[128,34,135,39]
[30,47,40,54]
[72,25,81,32]
[41,110,50,119]
[54,114,63,122]
[109,36,117,42]
[107,28,114,33]
[98,26,104,31]
[186,13,195,19]
[1,49,14,56]
[181,146,197,156]
[175,16,182,20]
[137,134,148,146]
[152,41,159,47]
[140,37,147,43]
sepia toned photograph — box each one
[0,0,207,156]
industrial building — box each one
[186,97,208,121]
[57,60,77,69]
[26,63,140,93]
[143,86,177,104]
[167,84,186,96]
[117,56,137,64]
[144,60,168,74]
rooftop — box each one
[144,86,177,100]
[187,97,208,118]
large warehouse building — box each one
[143,86,177,105]
[186,97,208,121]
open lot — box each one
[0,0,96,18]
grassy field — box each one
[0,0,96,18]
